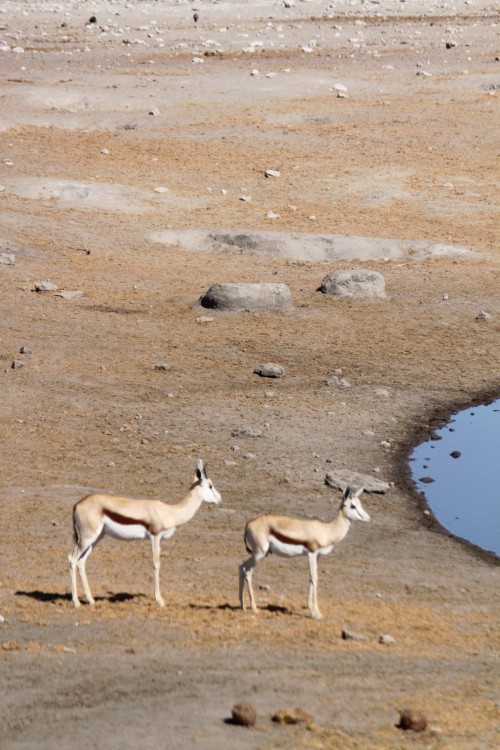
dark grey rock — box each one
[200,283,292,311]
[319,269,386,299]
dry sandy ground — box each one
[0,1,499,748]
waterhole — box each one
[410,399,500,556]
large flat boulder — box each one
[200,283,292,311]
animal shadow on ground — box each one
[15,590,142,604]
[189,602,292,615]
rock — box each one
[243,453,256,460]
[154,186,169,194]
[0,253,15,265]
[11,360,24,369]
[476,310,491,320]
[419,476,435,484]
[35,281,58,292]
[397,709,428,732]
[325,469,389,493]
[266,211,279,219]
[325,375,351,388]
[200,283,292,312]
[265,169,280,178]
[55,290,84,299]
[450,450,461,459]
[319,269,386,299]
[154,363,171,371]
[253,363,285,378]
[19,347,31,354]
[341,628,370,642]
[333,83,348,93]
[148,107,161,116]
[379,634,396,645]
[231,701,257,727]
[0,615,5,623]
[272,707,314,726]
[239,195,252,202]
[231,427,262,438]
[150,229,474,263]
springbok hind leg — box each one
[151,534,165,607]
[239,556,259,613]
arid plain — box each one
[0,1,499,748]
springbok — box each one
[68,459,221,607]
[239,486,370,619]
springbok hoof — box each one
[311,611,323,621]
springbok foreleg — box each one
[307,551,322,620]
[151,534,165,607]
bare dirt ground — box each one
[0,1,499,748]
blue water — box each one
[410,399,500,556]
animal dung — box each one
[397,709,428,732]
[231,701,257,727]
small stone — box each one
[272,708,314,726]
[0,615,5,623]
[333,83,348,93]
[326,375,351,388]
[419,476,435,484]
[239,195,252,202]
[0,253,15,265]
[450,450,461,459]
[266,211,279,219]
[35,281,58,292]
[243,453,256,460]
[325,469,389,494]
[11,360,24,369]
[265,169,280,178]
[397,709,428,732]
[196,316,214,323]
[250,69,259,76]
[231,701,257,727]
[231,427,262,438]
[379,634,396,645]
[443,293,449,300]
[55,290,84,299]
[259,584,270,591]
[100,148,109,155]
[19,347,31,354]
[380,440,391,448]
[446,40,458,49]
[319,269,386,299]
[476,310,491,321]
[253,363,285,379]
[341,628,370,642]
[148,107,160,116]
[154,186,169,193]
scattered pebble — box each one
[397,709,428,732]
[0,253,15,265]
[341,628,370,642]
[154,363,170,371]
[450,450,461,459]
[379,634,396,645]
[154,186,169,193]
[476,310,491,321]
[11,360,24,369]
[231,427,262,438]
[272,707,314,726]
[419,476,435,484]
[326,375,351,388]
[35,281,58,292]
[239,195,252,202]
[265,169,280,178]
[231,701,257,727]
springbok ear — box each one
[342,486,351,502]
[195,459,204,480]
[353,486,364,498]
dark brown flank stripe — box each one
[104,509,150,530]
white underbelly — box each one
[103,518,150,541]
[318,544,334,556]
[269,535,307,557]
